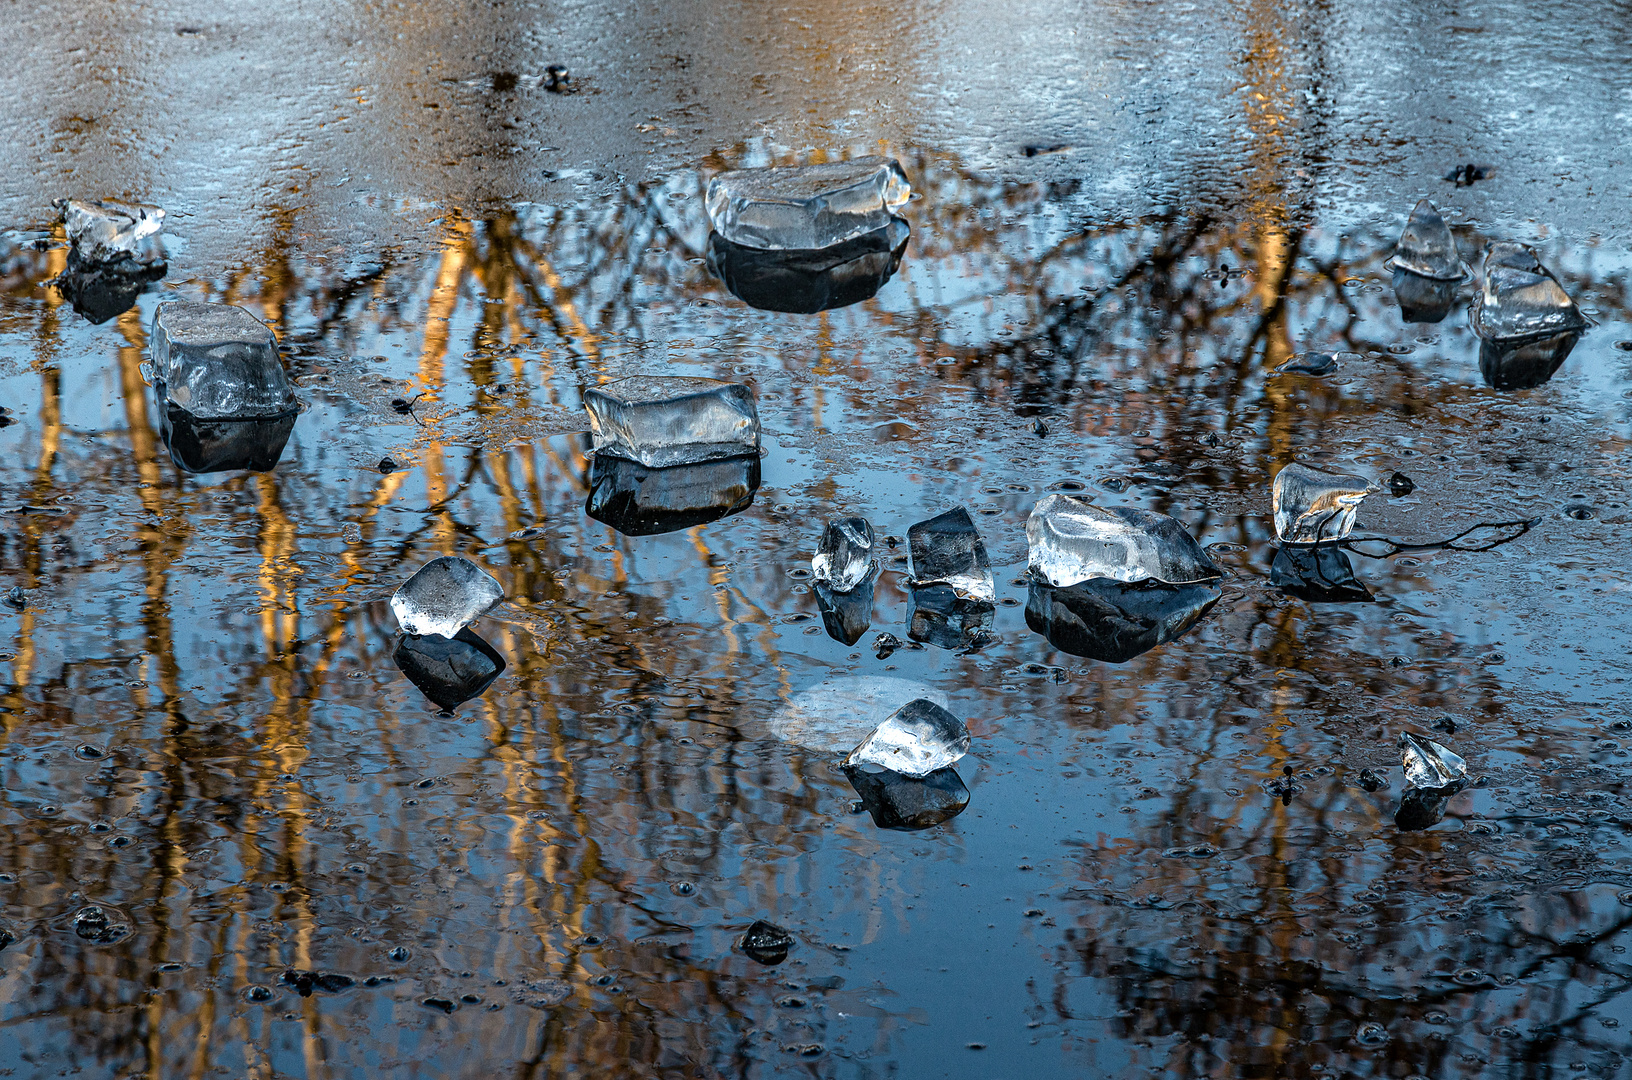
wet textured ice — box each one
[1472,242,1590,342]
[845,699,971,778]
[906,508,994,601]
[583,376,760,468]
[150,301,297,419]
[1272,462,1377,544]
[705,156,912,251]
[1389,199,1466,280]
[56,198,165,265]
[1399,732,1467,789]
[1026,494,1220,586]
[812,517,876,593]
[390,556,504,639]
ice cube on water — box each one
[844,699,971,778]
[1388,199,1466,281]
[812,517,876,593]
[151,301,297,419]
[56,198,165,265]
[390,556,504,639]
[1026,494,1221,587]
[1271,462,1376,544]
[1399,732,1467,789]
[583,375,760,468]
[1471,242,1589,342]
[705,156,912,251]
[906,508,994,602]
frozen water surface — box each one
[1026,494,1220,586]
[1271,461,1378,544]
[844,698,971,777]
[150,301,297,419]
[390,556,504,638]
[583,375,760,467]
[705,156,911,251]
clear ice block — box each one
[1271,462,1377,544]
[1026,495,1221,586]
[1387,199,1467,281]
[844,698,971,778]
[705,156,912,251]
[906,507,994,601]
[1471,242,1589,342]
[390,556,504,639]
[768,676,949,754]
[1399,732,1467,789]
[812,516,876,593]
[151,301,298,419]
[583,375,760,468]
[56,198,166,265]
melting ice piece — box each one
[705,156,912,251]
[390,556,504,639]
[160,405,295,474]
[56,198,166,265]
[1399,732,1467,789]
[1388,199,1467,281]
[1392,268,1457,324]
[393,627,507,712]
[1024,579,1220,663]
[1271,462,1377,544]
[708,217,910,313]
[1471,242,1590,342]
[585,452,759,536]
[151,301,298,419]
[769,675,948,753]
[736,921,794,965]
[815,573,875,646]
[1269,544,1372,603]
[844,698,971,778]
[845,764,970,831]
[906,507,994,601]
[583,376,760,468]
[1478,330,1580,391]
[1026,494,1221,587]
[812,516,876,593]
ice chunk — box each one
[1272,352,1338,376]
[390,556,503,638]
[844,698,970,778]
[1271,462,1377,544]
[908,585,995,653]
[160,405,296,474]
[151,301,298,419]
[906,507,994,601]
[814,572,875,646]
[1387,199,1467,281]
[812,516,876,592]
[736,920,794,965]
[56,198,165,265]
[1399,732,1467,789]
[845,764,970,831]
[585,452,759,536]
[707,217,909,312]
[1471,242,1589,342]
[1025,579,1219,663]
[1478,330,1579,390]
[705,156,912,251]
[583,375,759,468]
[49,255,165,324]
[393,627,507,712]
[769,676,949,753]
[1026,494,1221,587]
[1269,544,1372,603]
[1392,268,1457,324]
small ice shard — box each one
[1024,579,1219,663]
[393,627,507,712]
[1399,732,1467,789]
[906,508,994,601]
[845,764,970,831]
[769,675,948,753]
[1392,269,1457,324]
[705,156,912,251]
[1388,199,1467,281]
[585,452,759,536]
[583,375,760,468]
[56,198,166,265]
[150,301,298,419]
[907,584,996,653]
[736,920,794,965]
[1269,544,1373,603]
[1026,494,1221,587]
[812,517,876,592]
[1271,462,1377,544]
[1471,242,1590,342]
[160,405,295,474]
[1478,330,1580,390]
[707,217,909,312]
[844,698,970,778]
[814,572,875,646]
[390,556,503,639]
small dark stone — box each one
[874,632,903,660]
[1357,768,1389,792]
[421,996,458,1014]
[1202,432,1221,447]
[544,63,570,91]
[1032,418,1049,437]
[379,457,398,474]
[1432,715,1458,734]
[1275,351,1337,376]
[1388,471,1416,497]
[737,919,795,965]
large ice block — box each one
[57,198,165,265]
[705,156,912,251]
[906,507,994,601]
[585,452,759,536]
[151,301,298,419]
[1387,199,1467,281]
[390,556,504,639]
[1271,462,1377,544]
[812,516,876,593]
[844,698,970,778]
[1471,242,1589,342]
[1026,494,1220,587]
[583,376,759,467]
[1399,732,1467,789]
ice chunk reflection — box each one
[585,453,760,536]
[49,254,165,324]
[1478,330,1580,390]
[706,217,909,313]
[1472,242,1590,342]
[844,764,970,831]
[1025,579,1219,663]
[814,572,875,646]
[1395,783,1464,832]
[907,584,995,653]
[160,405,296,474]
[1269,544,1373,603]
[1392,268,1458,324]
[393,628,507,712]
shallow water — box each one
[3,2,1632,1077]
